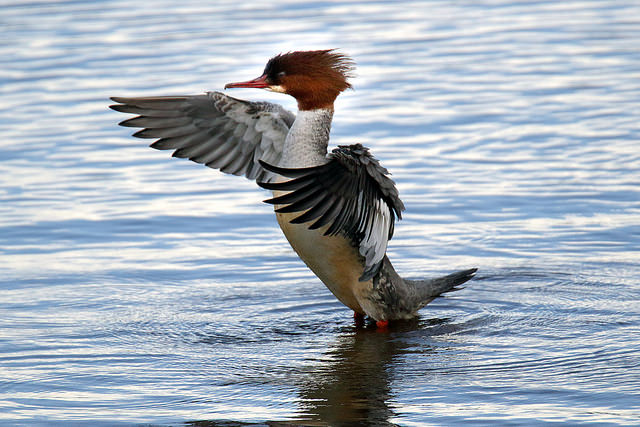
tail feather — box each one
[405,268,478,309]
[430,267,478,296]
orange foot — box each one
[376,320,389,329]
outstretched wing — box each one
[258,143,405,281]
[110,91,295,183]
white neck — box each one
[280,108,334,168]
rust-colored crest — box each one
[264,50,356,110]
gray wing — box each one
[257,143,405,281]
[109,92,295,183]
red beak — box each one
[224,74,270,89]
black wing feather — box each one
[257,144,405,281]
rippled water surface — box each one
[2,0,640,425]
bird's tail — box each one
[404,268,478,309]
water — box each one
[1,0,639,425]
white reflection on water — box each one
[1,0,640,425]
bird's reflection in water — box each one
[187,317,453,427]
[292,317,449,426]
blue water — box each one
[1,0,639,425]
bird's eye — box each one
[277,71,286,78]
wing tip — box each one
[109,104,125,113]
[258,159,284,175]
[110,96,132,105]
[118,117,140,127]
[257,180,278,190]
[132,128,153,138]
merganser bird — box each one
[110,49,477,327]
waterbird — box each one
[110,49,477,328]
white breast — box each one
[280,109,333,168]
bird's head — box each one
[225,49,355,110]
